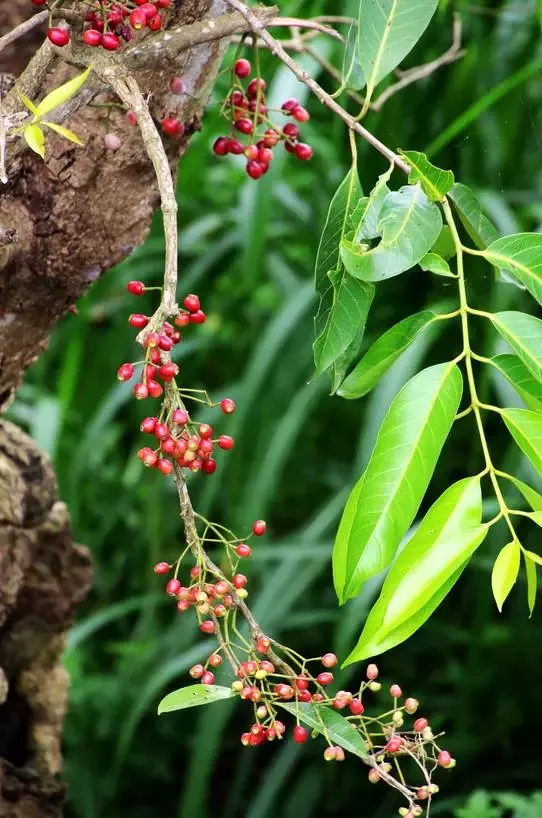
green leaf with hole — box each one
[525,553,537,616]
[490,312,542,384]
[419,252,454,277]
[491,354,542,413]
[340,185,442,282]
[315,167,363,297]
[352,165,394,241]
[481,234,542,306]
[502,473,542,512]
[492,541,520,612]
[501,408,542,476]
[448,183,500,249]
[35,66,92,118]
[23,124,45,158]
[337,310,440,400]
[400,150,454,201]
[158,684,234,714]
[42,121,83,146]
[278,702,369,760]
[358,0,439,107]
[333,361,463,603]
[344,477,487,662]
[313,268,374,375]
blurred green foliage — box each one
[8,1,542,816]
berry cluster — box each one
[213,58,314,180]
[117,282,236,476]
[36,0,172,51]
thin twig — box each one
[223,0,410,173]
[268,16,345,42]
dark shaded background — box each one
[7,1,542,816]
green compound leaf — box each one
[35,65,92,118]
[524,552,537,617]
[358,0,439,108]
[448,183,500,250]
[333,361,463,603]
[501,473,542,512]
[278,702,369,760]
[481,233,542,306]
[400,150,454,201]
[491,354,542,413]
[340,185,442,282]
[157,684,235,715]
[501,408,542,476]
[490,312,542,383]
[491,541,521,612]
[313,268,374,375]
[337,310,440,400]
[23,124,45,158]
[344,477,487,663]
[419,252,454,277]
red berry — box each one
[293,725,309,744]
[413,718,428,732]
[175,312,190,327]
[349,698,364,716]
[213,136,229,156]
[234,58,251,78]
[244,145,259,161]
[82,29,102,46]
[31,0,47,4]
[258,147,273,165]
[246,160,264,180]
[199,620,215,634]
[166,579,181,596]
[169,75,185,95]
[208,653,223,667]
[189,310,206,324]
[189,664,204,679]
[47,27,70,47]
[235,543,252,558]
[139,2,157,18]
[144,330,160,347]
[438,750,453,767]
[235,118,254,136]
[390,684,402,698]
[126,111,138,125]
[173,409,189,425]
[161,438,176,455]
[201,671,215,685]
[404,697,419,714]
[298,690,312,703]
[292,106,310,122]
[158,458,173,475]
[197,424,212,440]
[283,123,299,139]
[263,129,280,147]
[129,8,146,28]
[154,423,169,440]
[252,520,266,536]
[133,383,149,400]
[366,663,379,680]
[158,0,172,6]
[386,737,402,754]
[138,447,157,467]
[184,294,200,312]
[147,14,162,31]
[127,280,145,295]
[158,362,178,381]
[220,398,236,414]
[226,138,244,155]
[202,459,217,474]
[147,379,163,398]
[295,675,309,691]
[161,118,184,138]
[295,143,313,161]
[102,33,120,51]
[232,574,247,589]
[129,313,149,328]
[117,363,134,381]
[316,672,333,686]
[281,98,299,112]
[321,652,338,668]
[256,637,270,653]
[217,435,234,450]
[247,78,266,98]
[153,561,170,574]
[214,580,229,596]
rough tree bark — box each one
[0,1,236,813]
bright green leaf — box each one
[341,21,365,90]
[529,512,542,527]
[358,0,439,108]
[345,477,487,662]
[501,473,542,512]
[42,121,84,146]
[501,408,542,476]
[431,225,456,259]
[399,150,454,201]
[491,541,520,612]
[525,549,542,567]
[419,252,454,277]
[490,312,542,384]
[157,684,234,714]
[333,361,463,602]
[17,87,39,115]
[277,702,369,760]
[524,553,537,617]
[448,183,500,250]
[313,268,374,375]
[491,354,542,413]
[353,165,394,241]
[337,310,440,399]
[23,124,45,158]
[35,66,92,118]
[481,234,542,306]
[340,185,442,282]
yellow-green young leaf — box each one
[490,312,542,384]
[337,310,440,400]
[17,87,39,115]
[333,361,463,603]
[23,124,45,158]
[491,354,542,413]
[157,684,234,714]
[35,66,92,118]
[501,473,542,512]
[501,408,542,476]
[524,553,537,616]
[399,150,454,201]
[491,541,521,612]
[278,702,369,760]
[42,121,83,146]
[344,477,488,662]
[528,511,542,527]
[524,549,542,566]
[419,252,454,277]
[448,183,500,250]
[340,185,442,282]
[481,233,542,306]
[358,0,438,108]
